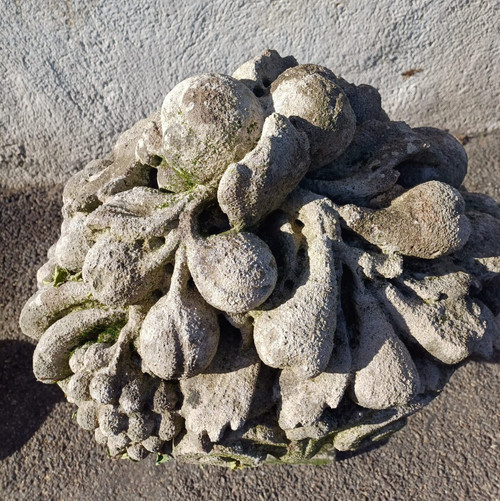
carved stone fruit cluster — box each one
[21,50,500,468]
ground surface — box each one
[0,132,498,500]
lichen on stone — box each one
[20,49,500,468]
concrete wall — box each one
[1,0,498,191]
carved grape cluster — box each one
[21,50,500,467]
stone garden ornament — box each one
[20,50,500,467]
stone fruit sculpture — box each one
[20,50,500,467]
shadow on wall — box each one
[0,340,64,461]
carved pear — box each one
[338,181,471,258]
[217,112,310,228]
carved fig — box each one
[139,246,220,379]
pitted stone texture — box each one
[232,49,298,96]
[20,281,94,340]
[82,234,176,307]
[180,339,262,442]
[350,287,421,410]
[304,120,468,206]
[186,231,278,314]
[33,308,126,382]
[338,181,471,259]
[139,247,220,380]
[253,191,340,379]
[378,274,498,364]
[277,312,351,430]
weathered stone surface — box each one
[85,187,186,241]
[454,209,500,276]
[139,246,220,380]
[135,111,163,167]
[33,308,126,382]
[377,272,498,364]
[82,231,177,306]
[20,51,500,467]
[20,281,95,340]
[304,120,467,206]
[186,231,277,314]
[252,190,340,378]
[62,115,156,216]
[232,49,298,96]
[180,337,262,442]
[333,395,432,452]
[400,127,468,188]
[277,310,351,429]
[338,81,389,125]
[54,212,93,271]
[350,286,421,409]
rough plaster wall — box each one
[0,0,498,191]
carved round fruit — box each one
[160,73,265,191]
[270,64,356,169]
[82,236,165,307]
[186,232,278,313]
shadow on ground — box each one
[0,340,64,461]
